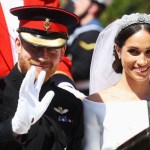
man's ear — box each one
[62,45,66,55]
[60,46,66,61]
[15,37,22,54]
[114,44,121,59]
[89,3,98,14]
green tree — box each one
[101,0,150,26]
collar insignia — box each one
[54,107,69,114]
[44,18,50,30]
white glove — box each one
[58,82,86,100]
[12,66,55,134]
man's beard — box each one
[18,55,57,81]
[79,10,88,19]
[78,4,91,19]
[18,55,30,76]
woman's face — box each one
[15,38,65,82]
[116,29,150,82]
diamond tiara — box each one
[117,13,150,35]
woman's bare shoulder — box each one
[86,86,117,103]
[86,93,104,102]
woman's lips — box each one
[134,67,149,73]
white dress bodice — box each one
[83,99,149,150]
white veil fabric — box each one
[89,19,121,94]
[89,13,150,94]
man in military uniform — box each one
[66,0,109,95]
[0,0,84,149]
[0,0,85,100]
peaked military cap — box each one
[10,0,79,49]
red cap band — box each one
[19,19,68,33]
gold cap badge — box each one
[44,18,50,30]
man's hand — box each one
[12,66,54,134]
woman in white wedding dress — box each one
[83,13,150,150]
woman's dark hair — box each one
[112,23,150,73]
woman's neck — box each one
[117,73,150,100]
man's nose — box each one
[36,48,48,61]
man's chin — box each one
[35,71,52,82]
